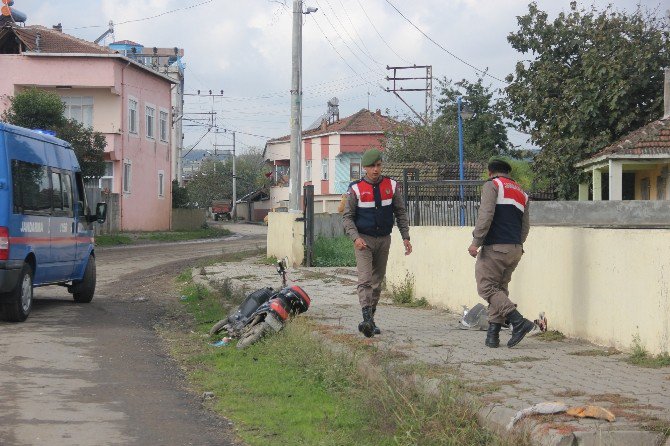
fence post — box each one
[303,184,315,267]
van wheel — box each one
[1,264,34,322]
[73,256,96,303]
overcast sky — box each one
[16,0,664,153]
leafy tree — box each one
[505,2,670,198]
[3,88,106,178]
[385,78,511,164]
[185,149,268,208]
[172,180,190,208]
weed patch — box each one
[627,336,670,368]
[388,273,427,307]
[535,330,565,342]
[95,234,133,246]
[569,348,620,357]
[313,236,356,267]
[552,389,586,398]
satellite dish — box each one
[328,97,339,107]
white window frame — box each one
[321,158,329,181]
[350,159,362,181]
[158,170,165,198]
[100,161,114,192]
[305,160,312,182]
[123,160,132,194]
[159,109,169,143]
[62,96,94,128]
[145,104,156,139]
[128,97,138,135]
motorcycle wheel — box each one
[236,321,272,349]
[209,319,228,336]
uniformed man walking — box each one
[468,157,535,348]
[342,149,412,338]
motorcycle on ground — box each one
[209,258,311,349]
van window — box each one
[12,160,52,214]
[52,170,74,217]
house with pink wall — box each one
[262,108,401,214]
[0,24,174,231]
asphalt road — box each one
[0,223,267,446]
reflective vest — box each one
[484,176,528,245]
[350,176,397,237]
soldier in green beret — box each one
[468,156,534,348]
[342,149,412,337]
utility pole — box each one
[289,0,303,212]
[212,130,237,219]
[386,65,433,124]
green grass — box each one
[96,228,231,246]
[172,270,526,446]
[389,273,428,307]
[626,337,670,368]
[313,236,356,267]
[95,234,133,246]
[535,330,566,342]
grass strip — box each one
[168,269,528,446]
[96,227,231,246]
[313,236,356,267]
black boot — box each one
[506,310,534,348]
[370,306,381,335]
[358,306,375,338]
[485,323,501,348]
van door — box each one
[49,169,76,279]
[73,172,93,280]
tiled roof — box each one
[383,161,486,181]
[4,25,113,54]
[268,109,402,143]
[579,117,670,164]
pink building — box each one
[263,108,401,215]
[0,25,175,231]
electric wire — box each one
[68,0,215,30]
[356,0,412,65]
[382,0,508,84]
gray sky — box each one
[16,0,663,153]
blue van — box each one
[0,122,107,322]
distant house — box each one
[575,69,670,201]
[0,24,176,230]
[262,108,402,215]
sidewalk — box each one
[200,259,670,446]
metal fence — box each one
[402,179,485,226]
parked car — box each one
[0,122,107,322]
[211,199,232,221]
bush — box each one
[313,236,356,267]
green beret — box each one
[488,156,512,173]
[362,149,382,167]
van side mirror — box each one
[95,202,107,223]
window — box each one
[11,160,51,214]
[129,99,138,134]
[158,171,165,197]
[62,96,94,128]
[159,110,169,142]
[274,165,289,186]
[350,161,361,181]
[321,159,329,181]
[100,161,113,192]
[123,161,132,193]
[50,171,73,216]
[146,106,155,139]
[305,160,312,182]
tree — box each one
[2,88,107,178]
[385,78,511,164]
[172,180,190,208]
[505,2,670,198]
[185,149,268,207]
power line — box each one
[356,0,412,65]
[68,0,215,30]
[382,0,508,84]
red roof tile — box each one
[268,109,403,143]
[580,117,670,163]
[2,25,113,54]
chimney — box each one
[52,23,62,32]
[664,67,670,119]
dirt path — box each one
[0,224,266,446]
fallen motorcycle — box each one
[209,258,311,349]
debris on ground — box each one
[209,337,232,347]
[459,303,489,330]
[566,405,615,422]
[533,312,548,332]
[506,401,569,430]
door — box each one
[73,172,93,280]
[49,169,76,279]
